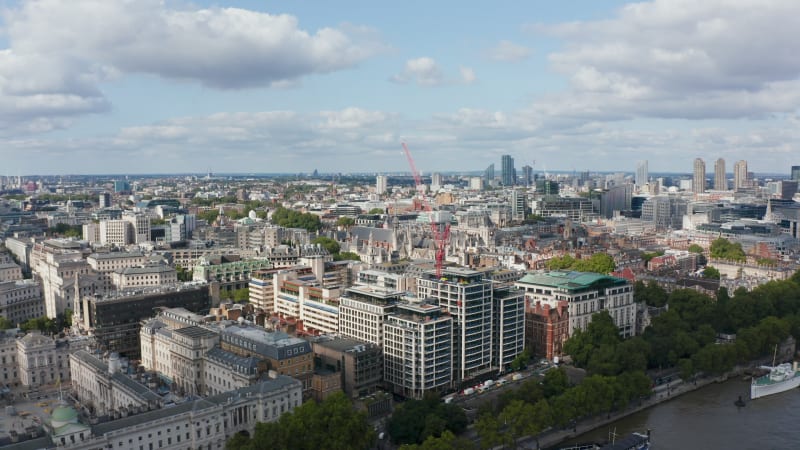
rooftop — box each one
[516,271,628,291]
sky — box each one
[1,0,799,175]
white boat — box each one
[750,361,800,399]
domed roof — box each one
[51,404,78,426]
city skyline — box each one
[2,0,800,175]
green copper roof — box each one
[51,405,78,423]
[516,271,627,292]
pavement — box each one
[0,382,70,443]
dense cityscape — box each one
[3,1,800,449]
[1,155,800,449]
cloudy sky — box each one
[1,0,799,175]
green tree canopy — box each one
[368,208,386,215]
[710,237,746,262]
[387,394,468,445]
[0,317,13,330]
[226,392,374,450]
[271,206,322,232]
[702,266,721,279]
[336,217,356,227]
[546,253,615,274]
[312,236,340,255]
[688,244,704,253]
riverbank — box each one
[519,365,754,450]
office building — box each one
[792,166,800,184]
[312,337,383,398]
[511,190,527,222]
[338,286,403,347]
[635,160,648,188]
[484,164,495,185]
[693,158,706,194]
[98,192,112,209]
[641,196,688,230]
[383,301,452,399]
[417,268,493,383]
[220,324,314,390]
[79,284,212,357]
[515,271,636,339]
[491,284,526,371]
[714,158,726,190]
[99,220,133,246]
[501,155,515,186]
[123,212,151,244]
[521,165,533,187]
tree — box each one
[312,237,340,255]
[688,244,704,254]
[228,392,374,450]
[542,367,569,398]
[510,348,531,371]
[176,265,193,282]
[710,237,746,262]
[368,208,385,215]
[336,217,356,227]
[547,253,615,274]
[387,395,467,445]
[702,266,721,279]
[233,288,250,303]
[334,252,361,261]
[0,317,13,330]
[400,431,477,450]
[474,414,503,450]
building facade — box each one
[383,302,452,399]
[515,271,636,339]
[693,158,706,194]
[417,268,493,383]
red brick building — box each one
[525,300,570,361]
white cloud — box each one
[392,58,477,86]
[0,0,383,131]
[6,104,799,175]
[529,0,800,121]
[391,57,444,86]
[460,67,477,84]
[485,40,532,62]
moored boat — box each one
[750,361,800,400]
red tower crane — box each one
[402,142,450,278]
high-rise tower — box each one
[635,161,648,188]
[693,158,706,194]
[714,158,726,190]
[376,175,387,195]
[734,160,748,192]
[501,155,515,186]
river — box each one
[556,379,800,450]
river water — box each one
[557,379,800,450]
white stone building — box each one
[515,270,637,338]
[0,279,44,326]
[17,332,71,388]
[338,286,404,347]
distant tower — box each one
[484,164,495,185]
[693,158,706,194]
[501,155,515,186]
[521,165,533,187]
[99,192,112,208]
[733,160,748,192]
[791,166,800,183]
[376,175,387,195]
[431,172,443,191]
[635,160,648,188]
[714,158,726,190]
